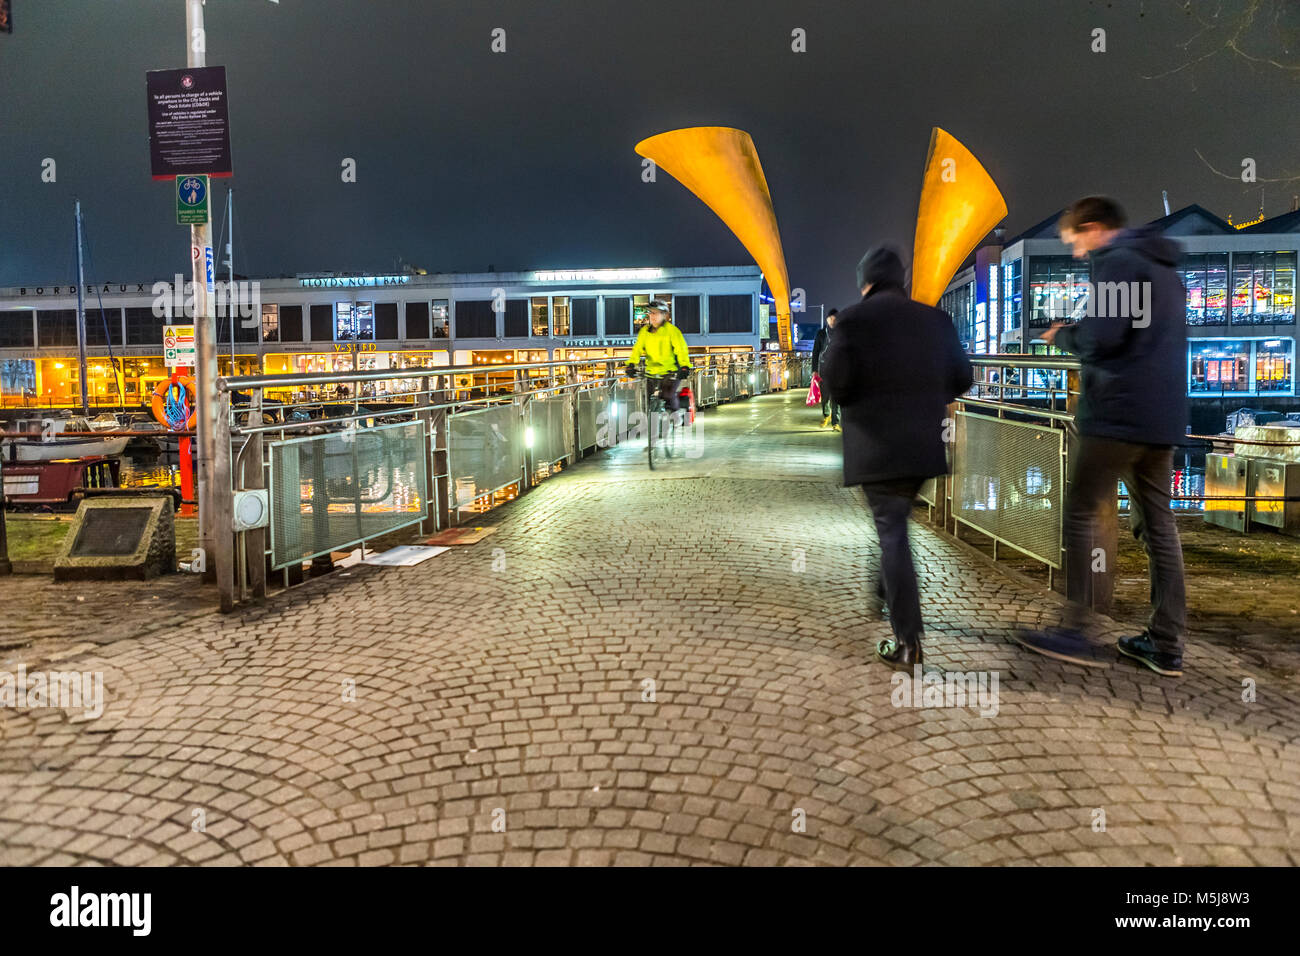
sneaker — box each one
[1014,627,1111,668]
[820,415,831,428]
[1117,633,1183,677]
[832,423,841,431]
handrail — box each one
[969,353,1081,371]
[219,350,794,393]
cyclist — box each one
[624,298,692,421]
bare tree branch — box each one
[1194,147,1300,183]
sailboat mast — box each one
[73,200,89,416]
[228,188,235,366]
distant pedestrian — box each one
[1016,196,1188,677]
[821,247,973,668]
[810,309,840,429]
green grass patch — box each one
[3,513,199,572]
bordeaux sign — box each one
[17,284,150,296]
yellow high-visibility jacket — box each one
[625,322,691,376]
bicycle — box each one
[634,356,683,470]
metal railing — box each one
[210,350,810,611]
[929,354,1300,611]
[937,356,1078,587]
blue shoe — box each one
[1014,627,1111,669]
[1117,633,1183,677]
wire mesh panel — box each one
[268,419,428,570]
[610,378,643,444]
[918,476,937,507]
[696,371,717,407]
[755,366,770,394]
[952,411,1064,567]
[528,391,575,466]
[797,358,812,387]
[448,403,524,509]
[714,369,732,402]
[577,387,609,449]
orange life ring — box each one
[152,375,197,431]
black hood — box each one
[1097,225,1183,268]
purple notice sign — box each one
[146,66,233,179]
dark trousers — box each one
[648,377,681,412]
[821,391,839,424]
[1064,435,1187,653]
[862,477,925,645]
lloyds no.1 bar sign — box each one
[146,66,233,180]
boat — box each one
[1,455,122,509]
[87,413,125,432]
[2,416,130,462]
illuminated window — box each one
[335,301,374,341]
[1028,257,1089,328]
[432,299,450,338]
[1002,259,1022,333]
[1188,340,1249,393]
[552,296,570,336]
[531,297,549,337]
[261,304,279,342]
[1255,339,1294,393]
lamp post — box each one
[182,0,218,579]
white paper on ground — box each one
[362,545,449,567]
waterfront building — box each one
[940,204,1298,430]
[0,265,763,410]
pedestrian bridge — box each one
[1,379,1297,866]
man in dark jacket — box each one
[810,309,840,428]
[1017,196,1188,676]
[821,247,974,668]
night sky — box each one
[2,0,1298,310]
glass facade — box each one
[1254,339,1294,393]
[940,281,975,348]
[1002,258,1022,334]
[1229,251,1296,325]
[1189,340,1250,393]
[1183,252,1229,325]
[1028,257,1090,328]
[335,301,375,341]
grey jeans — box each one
[1064,435,1187,654]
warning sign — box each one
[164,324,196,368]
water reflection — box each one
[119,451,184,493]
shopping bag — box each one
[806,373,822,406]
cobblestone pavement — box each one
[1,390,1297,866]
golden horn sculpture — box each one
[910,127,1008,306]
[635,127,793,350]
